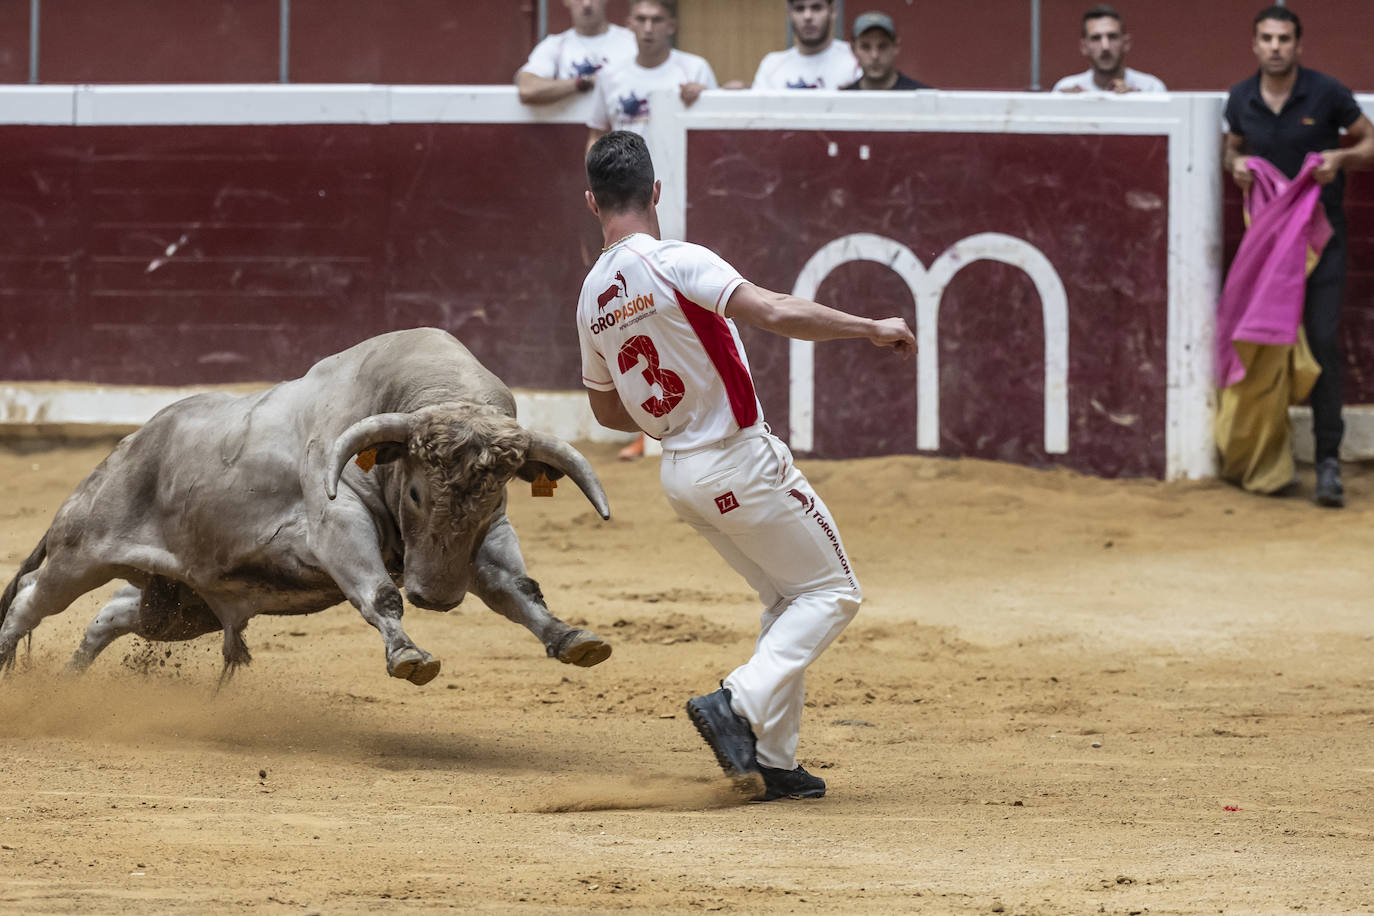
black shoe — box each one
[1314,457,1345,508]
[685,687,763,796]
[758,764,827,801]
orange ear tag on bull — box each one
[531,472,557,498]
[354,448,378,473]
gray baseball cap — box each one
[852,11,897,39]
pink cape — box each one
[1215,153,1332,388]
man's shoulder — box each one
[1051,70,1092,92]
[1299,67,1353,96]
[893,72,931,90]
[1225,71,1260,100]
[825,40,857,60]
[758,47,796,68]
[670,48,711,68]
[1124,68,1166,92]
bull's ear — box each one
[374,443,407,465]
[516,460,566,483]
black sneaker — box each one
[759,764,827,801]
[685,687,763,797]
[1315,457,1344,508]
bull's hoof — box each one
[387,647,441,686]
[551,629,612,668]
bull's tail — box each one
[1,533,47,634]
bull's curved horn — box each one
[325,412,415,500]
[527,432,611,520]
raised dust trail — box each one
[530,775,750,812]
[0,667,380,754]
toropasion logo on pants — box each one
[787,488,854,587]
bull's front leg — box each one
[313,505,440,686]
[472,516,611,667]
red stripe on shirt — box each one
[675,290,759,430]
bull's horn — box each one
[325,412,415,500]
[527,432,611,520]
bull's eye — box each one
[409,486,420,504]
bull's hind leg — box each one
[66,585,141,673]
[0,563,116,671]
[216,624,252,691]
[67,578,225,674]
[472,517,611,667]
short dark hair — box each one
[1253,5,1301,41]
[1081,4,1124,35]
[632,0,676,17]
[586,131,656,214]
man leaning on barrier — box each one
[516,0,636,106]
[751,0,860,90]
[1052,4,1165,95]
[840,12,931,91]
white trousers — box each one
[660,426,862,769]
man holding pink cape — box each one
[1222,5,1374,506]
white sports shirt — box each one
[1051,67,1166,94]
[751,41,860,90]
[577,234,763,450]
[516,24,636,81]
[588,51,718,135]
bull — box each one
[0,328,613,685]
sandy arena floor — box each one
[0,439,1370,914]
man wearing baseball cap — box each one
[841,11,932,90]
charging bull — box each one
[0,328,613,685]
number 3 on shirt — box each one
[617,335,684,418]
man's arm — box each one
[724,283,915,355]
[587,388,640,432]
[1315,114,1374,185]
[517,70,590,105]
[1223,131,1254,193]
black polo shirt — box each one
[841,72,932,91]
[1224,66,1363,227]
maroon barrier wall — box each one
[685,129,1170,477]
[3,118,1372,469]
[0,124,599,389]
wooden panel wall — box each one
[677,0,784,88]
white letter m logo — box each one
[788,232,1069,454]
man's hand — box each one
[574,73,597,93]
[870,317,916,357]
[1231,158,1255,193]
[1313,150,1343,185]
[1109,78,1138,94]
[679,82,706,106]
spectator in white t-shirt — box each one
[751,0,860,90]
[1052,4,1165,95]
[586,0,716,149]
[516,0,637,105]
